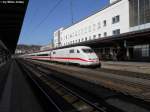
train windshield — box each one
[82,49,94,53]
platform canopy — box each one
[56,28,150,49]
[0,0,28,53]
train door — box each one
[69,49,74,64]
[49,51,51,61]
[76,49,82,65]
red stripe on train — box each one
[31,56,97,62]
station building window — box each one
[85,27,87,33]
[97,22,101,29]
[112,29,120,35]
[98,34,101,38]
[93,24,96,31]
[103,20,107,27]
[129,0,150,27]
[112,15,120,24]
[89,36,91,40]
[67,35,69,39]
[79,29,81,35]
[134,45,149,57]
[78,30,80,35]
[81,29,83,35]
[93,35,96,39]
[85,37,87,41]
[82,38,84,42]
[104,32,107,37]
[72,32,75,37]
[83,28,85,34]
[142,45,149,57]
[89,25,91,32]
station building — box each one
[53,0,150,61]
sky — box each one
[18,0,109,45]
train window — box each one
[37,54,48,56]
[77,50,80,53]
[69,49,74,53]
[82,49,94,53]
[44,54,49,56]
[53,52,56,54]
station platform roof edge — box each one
[0,0,29,54]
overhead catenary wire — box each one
[24,3,40,37]
[70,0,74,24]
[30,0,63,34]
[28,7,39,27]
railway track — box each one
[18,59,124,112]
[24,59,150,102]
[17,59,150,112]
[25,59,150,79]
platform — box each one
[101,61,150,74]
[0,60,46,112]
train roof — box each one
[25,46,92,55]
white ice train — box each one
[23,46,101,67]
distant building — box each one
[40,43,53,51]
[53,28,64,48]
[53,0,150,61]
[15,45,41,54]
[15,49,25,54]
